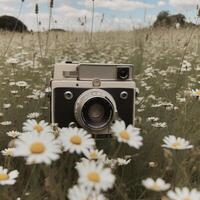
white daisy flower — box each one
[104,158,118,169]
[16,81,28,88]
[111,120,143,149]
[13,132,61,165]
[10,90,18,95]
[117,158,131,166]
[23,119,52,134]
[68,185,106,200]
[59,127,95,154]
[191,89,200,98]
[83,149,106,161]
[0,121,12,126]
[76,160,115,192]
[1,148,14,156]
[27,112,40,119]
[167,187,200,200]
[142,178,171,192]
[162,135,193,150]
[0,166,19,185]
[6,130,21,138]
[3,103,11,109]
[6,58,18,65]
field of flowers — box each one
[0,28,200,200]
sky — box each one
[0,0,199,31]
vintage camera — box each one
[51,62,136,135]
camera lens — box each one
[117,67,129,80]
[74,89,117,131]
[82,97,113,130]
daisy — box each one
[191,89,200,98]
[3,103,11,109]
[167,187,200,200]
[59,127,95,154]
[76,160,115,192]
[68,185,106,200]
[1,148,14,156]
[6,58,18,65]
[142,178,171,192]
[111,120,143,149]
[104,158,118,169]
[6,130,21,138]
[13,131,61,165]
[23,119,52,134]
[83,149,106,161]
[117,158,131,166]
[10,90,18,95]
[27,112,40,119]
[0,121,12,126]
[0,166,19,185]
[162,135,193,150]
[16,81,28,88]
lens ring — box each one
[74,89,117,131]
[81,97,113,130]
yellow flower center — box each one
[172,142,181,149]
[70,135,82,145]
[87,172,100,183]
[34,124,44,133]
[194,91,200,96]
[90,152,97,159]
[183,198,191,200]
[30,142,45,154]
[119,130,130,140]
[152,184,160,191]
[0,173,9,181]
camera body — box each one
[51,62,136,135]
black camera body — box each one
[51,62,136,135]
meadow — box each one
[0,28,199,200]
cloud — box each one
[158,1,167,6]
[54,5,92,18]
[169,0,200,8]
[81,0,154,11]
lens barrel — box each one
[74,89,117,131]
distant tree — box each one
[0,15,28,32]
[157,11,169,21]
[153,11,186,28]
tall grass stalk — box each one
[90,0,95,42]
[35,3,43,58]
[45,0,54,57]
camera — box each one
[51,62,136,135]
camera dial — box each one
[64,91,73,100]
[74,89,117,131]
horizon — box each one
[0,0,199,31]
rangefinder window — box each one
[117,67,130,80]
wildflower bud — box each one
[148,161,157,168]
[35,3,39,14]
[50,0,54,8]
